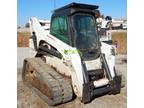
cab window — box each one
[50,16,69,44]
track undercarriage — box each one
[22,58,73,106]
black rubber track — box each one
[22,58,73,106]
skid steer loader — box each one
[22,2,122,106]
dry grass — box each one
[112,32,127,54]
[17,32,30,47]
[17,31,127,54]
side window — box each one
[50,16,69,44]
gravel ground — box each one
[17,47,127,108]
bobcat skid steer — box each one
[22,2,121,106]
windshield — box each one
[73,14,99,50]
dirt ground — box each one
[17,47,127,108]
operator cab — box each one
[50,2,101,60]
